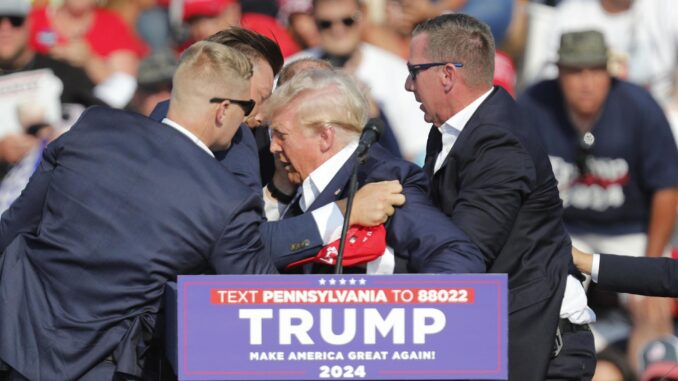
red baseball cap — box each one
[286,225,386,270]
[640,337,678,381]
[183,0,236,21]
[241,13,300,57]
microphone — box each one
[355,118,385,162]
[335,119,385,274]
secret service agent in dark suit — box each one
[267,68,485,275]
[574,247,678,297]
[0,42,280,381]
[406,15,592,380]
[151,100,264,193]
[149,26,284,194]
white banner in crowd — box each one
[0,68,62,138]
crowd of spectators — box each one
[1,0,677,380]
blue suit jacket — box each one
[150,100,324,267]
[284,144,485,274]
[425,87,571,381]
[0,107,283,380]
[150,99,262,193]
[598,254,678,297]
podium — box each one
[165,274,507,380]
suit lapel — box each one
[307,157,354,212]
[432,150,459,213]
[429,87,500,179]
[434,148,459,177]
[428,88,496,209]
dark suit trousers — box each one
[0,371,27,381]
[503,276,568,381]
[547,329,596,381]
[0,361,141,381]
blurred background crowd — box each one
[1,0,677,380]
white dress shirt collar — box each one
[297,139,395,274]
[433,88,494,173]
[300,140,359,212]
[162,118,214,158]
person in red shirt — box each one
[29,0,147,107]
[182,0,299,58]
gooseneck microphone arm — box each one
[335,119,385,274]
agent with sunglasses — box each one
[151,27,283,194]
[0,41,283,380]
[518,31,678,281]
[406,14,596,381]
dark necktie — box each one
[424,127,443,177]
[282,190,303,218]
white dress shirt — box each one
[262,186,287,221]
[299,141,357,212]
[301,141,395,274]
[591,254,601,283]
[295,141,357,246]
[433,88,493,174]
[431,88,595,324]
[162,118,214,158]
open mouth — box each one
[278,156,296,173]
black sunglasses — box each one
[575,132,595,177]
[209,97,256,117]
[0,15,26,28]
[407,62,464,80]
[316,14,359,30]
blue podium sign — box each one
[170,274,507,380]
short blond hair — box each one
[265,68,368,141]
[172,41,253,105]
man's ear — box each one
[441,63,457,93]
[214,101,229,127]
[319,126,335,152]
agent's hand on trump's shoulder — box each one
[572,245,593,275]
[336,180,406,227]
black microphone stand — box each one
[334,118,383,275]
[334,150,370,275]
